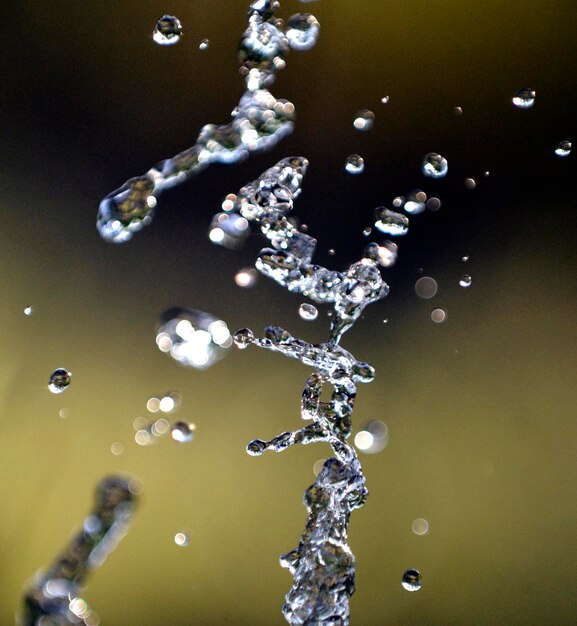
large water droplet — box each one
[48,368,72,394]
[353,109,374,131]
[156,308,232,369]
[374,207,409,236]
[153,15,183,46]
[286,13,320,51]
[422,153,448,178]
[459,274,472,287]
[512,87,535,109]
[415,276,438,299]
[555,140,572,157]
[401,569,422,592]
[299,303,319,321]
[171,421,195,443]
[345,154,365,174]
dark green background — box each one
[1,1,577,623]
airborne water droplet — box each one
[512,87,535,109]
[24,305,33,316]
[285,13,320,51]
[401,569,422,592]
[233,328,255,349]
[153,15,183,46]
[555,140,572,157]
[298,303,319,321]
[353,109,375,131]
[171,422,195,443]
[235,268,258,288]
[412,518,429,536]
[374,207,409,236]
[174,531,191,547]
[422,152,448,178]
[415,277,438,299]
[345,154,365,174]
[209,212,250,249]
[431,308,447,323]
[464,177,477,189]
[381,95,390,104]
[48,368,72,394]
[459,274,472,287]
[199,38,210,50]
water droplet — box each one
[415,276,438,299]
[110,442,124,456]
[363,241,398,267]
[153,15,183,46]
[422,153,448,178]
[404,190,427,214]
[312,458,326,476]
[362,226,372,236]
[381,95,390,104]
[412,518,429,536]
[512,87,535,109]
[285,13,320,51]
[233,328,255,349]
[345,154,365,174]
[159,392,180,413]
[299,303,319,321]
[24,305,33,316]
[459,274,472,287]
[199,38,210,50]
[402,569,422,592]
[171,421,195,443]
[59,408,70,419]
[374,207,409,236]
[235,268,258,288]
[135,429,153,446]
[464,177,476,189]
[426,197,441,211]
[174,531,191,547]
[209,212,250,249]
[156,308,232,369]
[431,308,447,323]
[555,140,572,157]
[354,420,388,454]
[353,109,375,131]
[454,106,463,115]
[462,255,469,262]
[327,248,336,256]
[48,368,72,394]
[249,0,280,21]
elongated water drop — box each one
[48,368,71,394]
[153,15,183,46]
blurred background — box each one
[1,0,577,623]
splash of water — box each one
[97,1,320,243]
[21,476,137,626]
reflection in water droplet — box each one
[48,368,72,394]
[402,569,422,592]
[235,268,258,288]
[364,241,398,268]
[555,140,572,157]
[345,154,365,174]
[415,276,438,299]
[431,308,447,323]
[174,531,192,547]
[512,87,535,109]
[353,109,375,131]
[422,152,448,178]
[153,15,183,46]
[464,177,477,189]
[286,13,320,51]
[171,422,195,443]
[24,305,33,316]
[412,518,429,535]
[459,274,472,287]
[156,308,232,369]
[234,328,255,349]
[374,207,409,236]
[299,303,319,321]
[199,38,210,50]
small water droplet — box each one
[345,154,365,174]
[381,95,390,104]
[209,212,250,249]
[199,38,210,50]
[24,305,33,316]
[235,268,258,288]
[362,226,372,237]
[422,153,448,178]
[111,442,124,456]
[431,308,447,323]
[512,87,535,109]
[298,303,319,321]
[233,328,255,349]
[415,276,438,299]
[454,106,463,115]
[153,15,183,46]
[426,197,441,211]
[464,177,476,189]
[171,421,195,443]
[174,531,191,547]
[374,207,409,236]
[462,255,469,262]
[404,190,427,214]
[555,140,572,157]
[353,109,375,131]
[402,569,422,592]
[412,518,430,536]
[48,368,72,394]
[459,274,472,287]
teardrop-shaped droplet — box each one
[459,274,472,287]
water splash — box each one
[97,1,320,243]
[21,476,137,626]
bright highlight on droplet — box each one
[411,518,429,536]
[402,568,422,592]
[354,430,374,451]
[354,421,388,454]
[171,421,195,443]
[199,38,209,50]
[415,276,438,299]
[174,531,191,547]
[24,305,33,316]
[431,308,447,323]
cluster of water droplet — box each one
[97,1,320,243]
[21,476,137,625]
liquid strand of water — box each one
[21,476,137,625]
[97,3,320,243]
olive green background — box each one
[1,1,577,624]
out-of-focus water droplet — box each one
[285,13,320,51]
[199,38,210,50]
[156,308,232,369]
[353,109,375,131]
[135,429,152,446]
[431,308,447,323]
[555,140,572,157]
[147,397,160,413]
[454,106,463,115]
[299,303,319,321]
[235,268,258,287]
[110,442,124,456]
[402,569,422,592]
[415,276,438,299]
[412,518,429,536]
[354,420,388,454]
[462,255,469,262]
[392,196,404,208]
[159,392,180,413]
[209,212,250,249]
[59,408,69,419]
[362,226,372,236]
[151,418,170,437]
[48,368,72,394]
[153,15,183,46]
[234,328,255,349]
[174,531,192,547]
[345,154,365,174]
[363,241,398,268]
[484,171,490,177]
[171,421,195,443]
[374,207,409,236]
[512,87,535,108]
[422,152,448,178]
[381,95,390,104]
[464,177,477,189]
[24,305,33,316]
[404,190,427,215]
[459,274,472,287]
[312,458,326,476]
[426,197,441,211]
